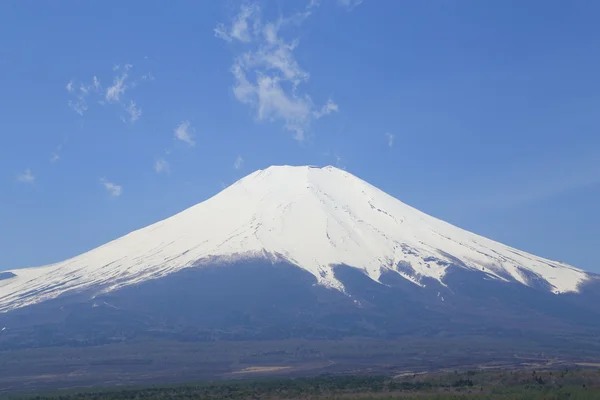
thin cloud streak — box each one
[155,158,170,174]
[337,0,364,10]
[106,64,132,103]
[124,100,142,123]
[384,132,394,147]
[100,178,122,197]
[17,169,35,184]
[67,64,150,124]
[174,121,195,147]
[233,155,244,170]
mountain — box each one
[1,165,599,350]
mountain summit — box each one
[0,165,593,314]
[1,165,599,351]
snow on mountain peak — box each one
[0,165,591,312]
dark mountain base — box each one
[1,259,600,391]
[1,259,599,349]
[1,260,600,390]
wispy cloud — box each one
[384,132,394,147]
[214,4,259,43]
[131,72,155,88]
[67,99,88,115]
[154,158,170,174]
[337,0,364,10]
[307,0,320,9]
[216,3,338,140]
[50,137,68,164]
[313,98,339,118]
[174,121,195,147]
[106,64,132,103]
[50,144,62,163]
[334,153,346,170]
[67,64,150,124]
[233,155,244,170]
[100,178,122,197]
[66,77,102,115]
[123,100,142,123]
[17,169,35,184]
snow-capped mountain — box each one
[0,165,593,315]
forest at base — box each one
[4,369,600,400]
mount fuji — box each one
[1,165,599,349]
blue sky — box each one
[1,0,599,273]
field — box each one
[2,337,600,393]
[2,369,600,400]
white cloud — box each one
[67,65,151,123]
[100,178,122,197]
[105,65,131,103]
[124,100,142,123]
[216,3,338,140]
[334,153,346,170]
[67,99,88,115]
[155,158,170,174]
[174,120,195,147]
[313,98,339,118]
[233,155,244,170]
[337,0,363,10]
[384,132,394,147]
[131,72,155,88]
[307,0,320,9]
[66,76,102,115]
[214,3,259,43]
[17,169,35,184]
[50,138,68,164]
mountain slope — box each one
[0,165,593,314]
